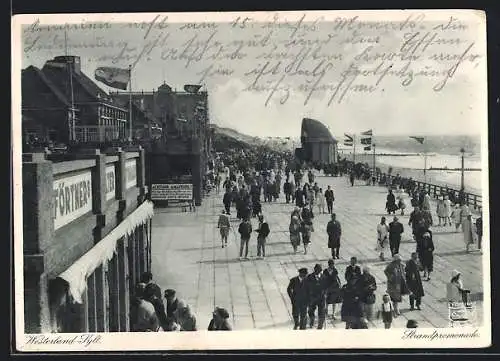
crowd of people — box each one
[209,157,482,330]
[130,272,232,332]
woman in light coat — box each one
[462,213,478,252]
[451,204,462,231]
[443,195,452,226]
[316,188,326,214]
[436,196,447,226]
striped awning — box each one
[57,200,155,303]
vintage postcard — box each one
[12,10,490,351]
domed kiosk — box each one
[299,118,338,164]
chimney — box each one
[51,56,82,74]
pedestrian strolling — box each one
[345,257,361,283]
[325,186,335,214]
[327,213,342,259]
[238,218,253,260]
[451,204,462,232]
[446,269,471,306]
[443,195,452,226]
[377,294,396,329]
[289,216,302,254]
[255,214,270,259]
[389,216,404,257]
[436,196,447,226]
[287,268,309,330]
[306,264,327,329]
[376,217,390,261]
[317,188,326,214]
[386,190,397,215]
[405,252,424,311]
[322,259,342,320]
[217,210,231,248]
[340,267,363,329]
[476,216,483,251]
[384,254,410,316]
[419,232,434,280]
[300,220,313,255]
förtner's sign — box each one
[53,170,93,230]
[151,183,193,201]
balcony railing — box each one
[74,125,124,143]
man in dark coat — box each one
[322,259,342,319]
[389,216,404,257]
[409,206,424,239]
[476,216,483,250]
[405,252,424,310]
[287,268,309,330]
[141,272,162,300]
[324,186,335,214]
[349,171,355,187]
[327,213,342,259]
[223,190,232,215]
[238,218,253,260]
[295,187,305,208]
[306,264,326,329]
[284,178,292,203]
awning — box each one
[57,200,155,304]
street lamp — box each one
[460,147,465,191]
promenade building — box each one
[299,118,338,165]
[22,147,153,333]
[21,55,161,149]
[110,83,211,206]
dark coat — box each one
[340,278,364,320]
[287,276,309,305]
[325,189,335,202]
[238,221,252,239]
[295,189,305,207]
[327,220,342,248]
[389,221,404,241]
[223,192,232,205]
[256,222,270,239]
[208,319,232,331]
[345,264,361,283]
[405,259,425,297]
[322,268,342,304]
[306,273,325,304]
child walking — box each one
[377,294,396,329]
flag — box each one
[344,133,353,146]
[410,136,425,144]
[344,133,353,141]
[361,129,373,136]
[364,146,371,151]
[361,137,372,145]
[94,67,130,90]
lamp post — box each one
[372,143,376,186]
[460,147,465,191]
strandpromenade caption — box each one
[22,329,480,348]
[21,12,484,107]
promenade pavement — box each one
[151,174,484,330]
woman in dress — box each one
[289,216,302,254]
[436,196,447,226]
[443,195,453,226]
[217,210,231,248]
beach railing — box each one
[375,172,482,212]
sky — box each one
[18,11,487,138]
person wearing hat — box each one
[446,270,470,305]
[208,307,232,331]
[217,209,231,248]
[406,319,419,328]
[255,214,270,259]
[306,264,327,329]
[418,231,435,281]
[238,216,253,260]
[384,254,410,316]
[405,252,424,311]
[377,216,390,261]
[327,213,342,259]
[389,216,404,257]
[287,268,309,330]
[140,272,162,300]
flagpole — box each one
[128,64,132,142]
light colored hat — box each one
[393,254,402,261]
[423,232,431,238]
[451,269,461,278]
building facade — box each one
[23,147,153,333]
[299,118,338,165]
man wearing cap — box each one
[389,216,404,257]
[384,254,409,316]
[418,231,434,281]
[287,268,309,330]
[238,217,253,260]
[306,264,327,329]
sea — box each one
[338,135,485,195]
